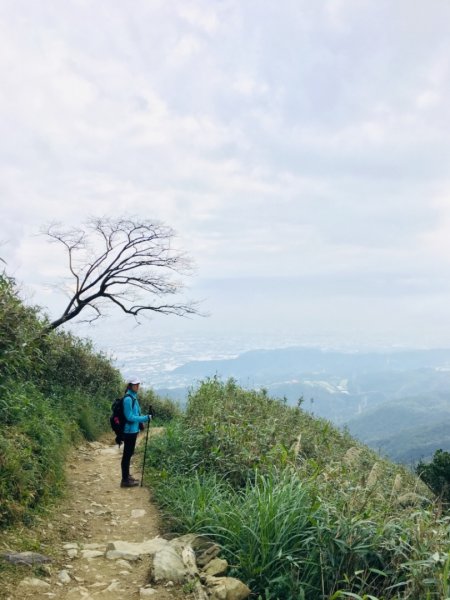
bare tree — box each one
[42,217,199,332]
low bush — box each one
[0,275,43,389]
[417,449,450,503]
[0,273,122,529]
[0,385,72,527]
[183,377,304,485]
[152,470,322,597]
[145,378,450,599]
[141,388,181,423]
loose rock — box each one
[1,551,52,565]
[152,546,191,583]
[102,580,122,592]
[18,577,52,590]
[105,538,169,561]
[58,569,72,584]
[206,576,251,600]
[140,586,157,597]
[203,558,228,577]
[81,550,104,559]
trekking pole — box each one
[140,410,152,487]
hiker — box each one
[120,377,151,488]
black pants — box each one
[121,432,138,481]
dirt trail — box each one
[2,432,189,600]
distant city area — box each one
[94,329,450,466]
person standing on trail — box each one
[121,377,151,488]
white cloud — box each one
[178,3,219,35]
[416,90,441,111]
[168,34,203,66]
[2,0,450,346]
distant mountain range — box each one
[156,346,450,463]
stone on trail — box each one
[131,509,146,518]
[169,536,199,575]
[203,557,228,577]
[102,580,122,593]
[82,543,106,551]
[58,569,72,584]
[18,577,52,590]
[66,585,93,598]
[106,538,169,561]
[1,551,52,565]
[81,549,104,559]
[87,441,103,450]
[152,545,192,583]
[205,576,251,600]
[116,558,133,569]
[140,586,158,597]
[188,535,221,567]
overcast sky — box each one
[2,0,450,350]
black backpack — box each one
[110,393,135,446]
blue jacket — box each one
[123,389,150,434]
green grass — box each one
[144,378,450,600]
[0,273,123,529]
[151,469,322,597]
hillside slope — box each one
[0,272,122,529]
[156,346,450,462]
[142,378,450,599]
[346,393,450,461]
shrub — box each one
[183,377,303,485]
[0,274,43,389]
[417,449,450,503]
[152,469,322,597]
[39,331,122,401]
[0,385,72,527]
[141,389,181,422]
[145,378,450,599]
[0,271,122,528]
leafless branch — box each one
[41,216,201,332]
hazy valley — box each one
[116,342,450,465]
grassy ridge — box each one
[0,273,122,528]
[144,378,450,599]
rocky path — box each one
[2,433,190,600]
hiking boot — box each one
[120,478,139,488]
[128,476,139,484]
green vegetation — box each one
[3,268,450,598]
[144,377,450,599]
[0,272,122,528]
[139,388,181,424]
[417,449,450,504]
